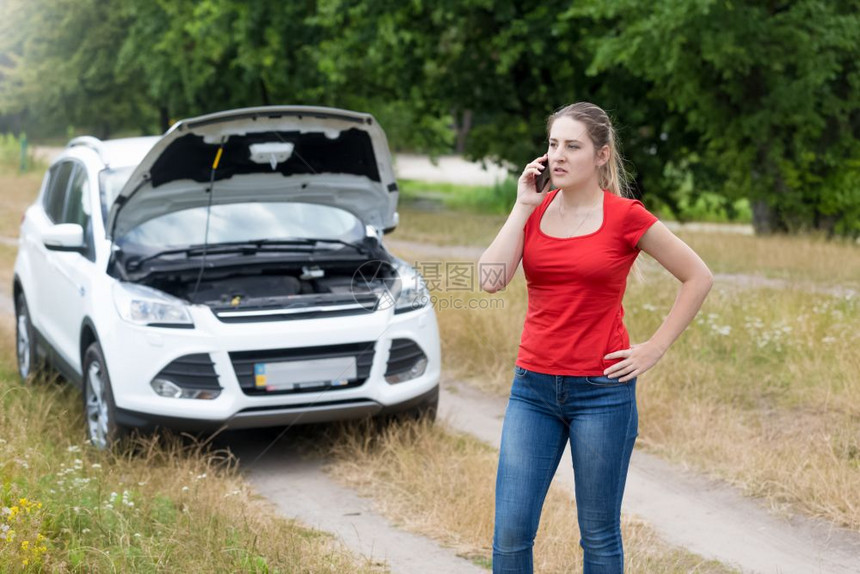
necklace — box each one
[556,193,602,238]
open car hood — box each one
[107,106,399,241]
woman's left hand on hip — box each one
[603,342,665,382]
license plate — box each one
[253,357,357,391]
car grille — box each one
[229,342,375,396]
[385,339,427,378]
[212,293,379,323]
[155,354,221,390]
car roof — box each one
[66,136,160,169]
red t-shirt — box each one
[515,189,658,376]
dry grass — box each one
[394,205,860,286]
[412,247,860,531]
[0,172,42,239]
[320,419,735,573]
[674,230,860,288]
[392,206,860,530]
[627,278,860,529]
[0,322,378,573]
[396,206,505,247]
[3,171,856,567]
[0,170,379,570]
[0,245,16,298]
[0,171,41,300]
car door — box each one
[25,161,73,347]
[31,160,96,377]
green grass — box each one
[0,348,376,573]
[399,178,519,214]
[0,134,46,177]
[399,179,753,223]
[649,192,752,224]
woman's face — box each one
[547,116,608,191]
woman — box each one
[478,102,713,573]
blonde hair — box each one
[547,102,631,198]
[548,102,645,281]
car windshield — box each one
[99,165,135,221]
[117,202,365,248]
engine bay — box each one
[138,257,400,320]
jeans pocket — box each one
[585,375,629,386]
[513,365,528,377]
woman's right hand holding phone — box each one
[516,154,550,209]
[480,155,546,291]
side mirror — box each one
[43,223,85,252]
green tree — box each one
[3,0,858,236]
[576,0,860,236]
[0,0,154,137]
[315,0,860,236]
[116,0,330,131]
[313,0,697,212]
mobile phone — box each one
[534,157,551,193]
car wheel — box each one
[83,342,126,449]
[15,292,39,382]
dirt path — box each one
[221,428,486,574]
[4,280,860,572]
[384,238,858,298]
[394,153,512,186]
[440,380,860,574]
[6,146,857,571]
[0,299,484,573]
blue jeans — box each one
[493,366,638,573]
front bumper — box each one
[115,384,439,432]
[97,299,441,428]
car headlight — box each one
[393,260,430,314]
[112,282,194,327]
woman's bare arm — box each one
[478,156,547,292]
[603,221,714,381]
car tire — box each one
[83,342,127,449]
[15,292,39,382]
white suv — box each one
[13,106,440,448]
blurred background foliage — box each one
[0,0,858,237]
